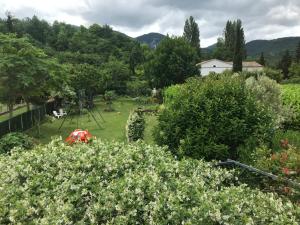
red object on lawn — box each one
[65,129,93,144]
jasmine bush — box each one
[0,139,299,224]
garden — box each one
[0,20,300,224]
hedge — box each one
[0,139,299,224]
[126,109,145,142]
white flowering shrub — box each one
[126,109,145,142]
[0,139,299,224]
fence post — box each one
[8,118,11,132]
[21,113,24,131]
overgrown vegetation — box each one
[0,139,299,224]
[154,75,275,161]
[126,109,145,142]
[0,132,34,154]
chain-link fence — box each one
[0,101,55,138]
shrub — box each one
[251,143,300,201]
[154,75,275,161]
[0,132,34,154]
[245,76,293,128]
[126,109,145,142]
[281,84,300,129]
[0,139,299,224]
[126,79,151,97]
[103,90,117,112]
[261,67,283,83]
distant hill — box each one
[202,37,300,66]
[136,33,166,48]
[246,37,300,65]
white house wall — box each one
[199,59,232,76]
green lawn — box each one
[27,98,157,144]
[0,106,28,122]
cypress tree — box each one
[232,19,244,72]
[296,41,300,63]
[258,52,265,66]
[278,50,292,79]
[5,12,14,33]
[183,16,201,59]
[224,21,235,60]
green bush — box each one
[245,76,293,128]
[154,75,275,160]
[126,79,151,97]
[0,139,299,224]
[0,132,34,154]
[126,109,145,142]
[261,67,283,83]
[281,84,300,129]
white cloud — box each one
[0,0,300,47]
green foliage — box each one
[261,67,283,82]
[103,90,117,112]
[245,76,291,127]
[126,79,150,97]
[258,52,265,66]
[233,19,245,72]
[278,50,292,79]
[281,84,300,129]
[183,16,201,58]
[289,63,300,79]
[0,139,299,224]
[145,36,199,88]
[101,58,131,94]
[0,33,66,117]
[126,109,145,142]
[251,144,300,201]
[154,75,275,161]
[0,132,34,154]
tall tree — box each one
[5,12,14,33]
[183,16,201,59]
[129,44,144,75]
[0,34,66,118]
[224,20,235,60]
[258,52,266,66]
[145,37,198,88]
[233,19,245,72]
[278,50,292,79]
[296,41,300,63]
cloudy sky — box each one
[0,0,300,47]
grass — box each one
[0,106,28,122]
[27,98,157,144]
[144,114,158,145]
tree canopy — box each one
[145,37,199,88]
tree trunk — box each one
[8,103,13,119]
[26,101,30,111]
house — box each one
[197,59,263,76]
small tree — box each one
[296,41,300,63]
[258,52,266,66]
[278,50,292,79]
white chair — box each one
[53,110,62,119]
[59,108,67,116]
